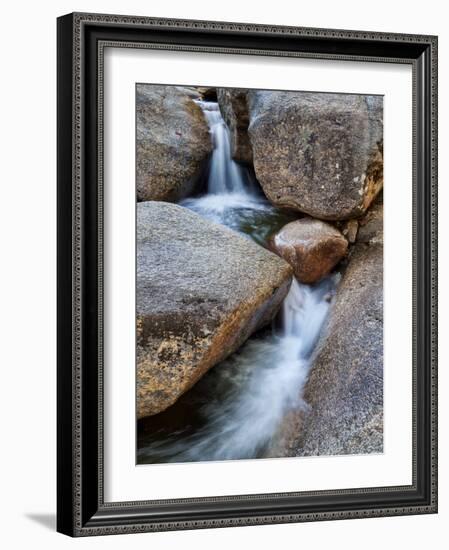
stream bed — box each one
[137,100,336,463]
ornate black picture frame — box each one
[57,12,438,536]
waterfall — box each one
[137,97,337,464]
[181,100,269,224]
[198,101,247,195]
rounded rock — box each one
[270,217,348,283]
[136,85,212,202]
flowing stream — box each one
[137,101,336,463]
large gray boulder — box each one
[137,202,293,418]
[216,88,253,164]
[136,85,212,202]
[285,200,384,456]
[247,91,383,220]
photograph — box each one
[135,84,384,464]
[0,0,443,544]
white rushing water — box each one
[137,100,336,463]
[138,278,334,462]
[198,101,247,195]
[181,101,271,227]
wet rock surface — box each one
[137,201,293,418]
[217,88,253,164]
[136,85,212,202]
[270,217,348,283]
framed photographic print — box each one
[57,12,438,536]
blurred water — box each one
[137,278,334,463]
[197,101,248,195]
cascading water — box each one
[180,101,296,244]
[138,278,335,462]
[198,101,248,195]
[137,100,337,463]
